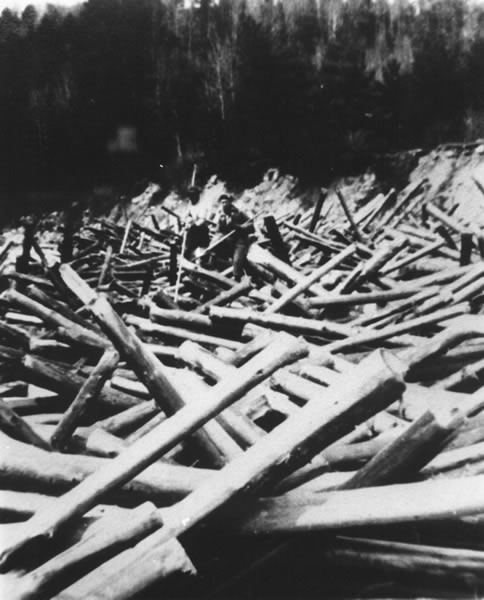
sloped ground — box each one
[410,141,484,225]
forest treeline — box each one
[1,0,484,213]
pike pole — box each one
[174,225,188,304]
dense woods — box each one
[2,0,484,215]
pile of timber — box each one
[1,178,484,599]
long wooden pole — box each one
[0,333,307,570]
[264,244,356,314]
[52,350,403,600]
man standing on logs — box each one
[216,194,253,281]
[184,186,211,260]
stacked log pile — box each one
[0,174,484,599]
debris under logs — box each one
[1,169,484,599]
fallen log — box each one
[210,306,355,338]
[0,398,52,451]
[264,244,356,314]
[0,431,212,503]
[1,289,109,351]
[220,474,484,535]
[50,349,404,599]
[0,332,307,570]
[324,303,471,354]
[194,278,252,314]
[20,354,139,412]
[51,349,120,450]
[340,406,465,489]
[59,264,188,415]
[126,314,243,350]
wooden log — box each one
[316,535,484,583]
[110,376,151,399]
[210,306,355,339]
[354,285,439,328]
[264,244,356,314]
[0,333,307,569]
[426,202,468,235]
[376,179,426,231]
[26,284,98,332]
[0,431,211,504]
[414,263,484,315]
[269,280,313,316]
[271,370,326,405]
[1,394,67,417]
[53,537,193,600]
[85,428,129,458]
[335,189,363,242]
[168,368,244,466]
[357,188,396,230]
[194,278,252,314]
[420,440,484,478]
[309,287,419,309]
[308,188,327,233]
[225,477,484,537]
[400,315,484,370]
[51,349,404,599]
[20,354,139,412]
[5,311,43,326]
[124,412,168,444]
[78,316,233,467]
[177,341,266,447]
[434,356,484,390]
[223,330,274,366]
[152,283,178,309]
[0,380,29,397]
[324,303,471,354]
[140,263,154,296]
[59,264,188,415]
[460,231,474,266]
[14,502,167,600]
[1,289,109,350]
[126,315,243,350]
[264,215,290,263]
[94,400,160,436]
[0,320,30,351]
[180,257,234,289]
[393,383,481,421]
[277,429,405,492]
[149,304,212,330]
[340,406,465,489]
[0,239,14,272]
[0,398,51,451]
[380,239,446,276]
[298,363,342,387]
[247,244,327,296]
[97,245,113,289]
[0,490,96,520]
[51,349,120,450]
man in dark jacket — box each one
[184,186,211,259]
[216,194,253,281]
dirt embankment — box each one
[3,141,484,270]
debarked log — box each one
[53,349,404,600]
[216,474,484,535]
[0,333,307,570]
[209,306,355,339]
[0,431,212,504]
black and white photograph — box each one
[0,0,484,598]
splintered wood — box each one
[1,179,484,599]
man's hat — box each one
[218,193,233,202]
